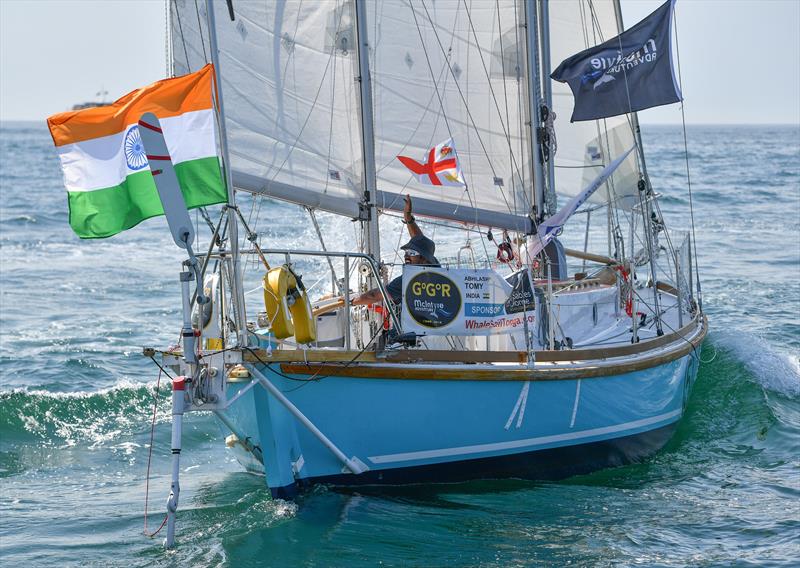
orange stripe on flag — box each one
[47,64,215,147]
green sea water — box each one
[0,123,798,566]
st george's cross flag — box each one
[397,139,466,187]
[47,64,227,239]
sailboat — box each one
[50,0,706,547]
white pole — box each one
[164,376,186,548]
[205,0,248,346]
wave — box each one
[712,330,800,399]
[0,379,170,448]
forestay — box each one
[548,0,639,210]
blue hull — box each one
[272,422,678,499]
[222,352,700,499]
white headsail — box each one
[367,0,533,224]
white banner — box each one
[401,267,535,336]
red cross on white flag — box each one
[397,139,466,187]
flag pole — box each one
[206,0,248,347]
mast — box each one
[523,0,546,222]
[537,0,557,217]
[206,0,247,346]
[353,0,381,264]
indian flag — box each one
[47,64,227,239]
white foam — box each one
[714,330,800,398]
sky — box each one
[1,0,798,125]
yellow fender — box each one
[264,266,295,339]
[263,265,317,344]
[290,288,316,344]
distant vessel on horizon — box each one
[70,88,108,111]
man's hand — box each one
[403,194,421,237]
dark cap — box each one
[401,234,439,265]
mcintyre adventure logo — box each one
[404,271,462,329]
[582,39,658,90]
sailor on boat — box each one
[353,195,439,306]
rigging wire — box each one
[672,10,703,312]
[193,0,208,63]
[172,0,191,72]
[246,0,306,235]
[142,367,168,538]
[462,0,528,212]
[244,321,382,391]
[404,0,495,267]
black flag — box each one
[551,0,682,122]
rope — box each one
[193,0,208,63]
[244,322,382,391]
[143,368,169,538]
[673,10,703,312]
[172,0,191,71]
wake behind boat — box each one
[47,0,705,547]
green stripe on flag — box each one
[66,156,227,239]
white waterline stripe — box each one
[368,409,682,465]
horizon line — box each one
[2,118,798,128]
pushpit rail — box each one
[198,247,403,339]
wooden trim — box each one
[385,350,528,364]
[563,248,620,266]
[311,297,345,317]
[243,349,377,363]
[275,316,708,382]
[656,281,679,296]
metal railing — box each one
[201,248,403,346]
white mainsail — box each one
[169,0,641,230]
[547,0,640,210]
[171,0,536,230]
[171,0,365,216]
